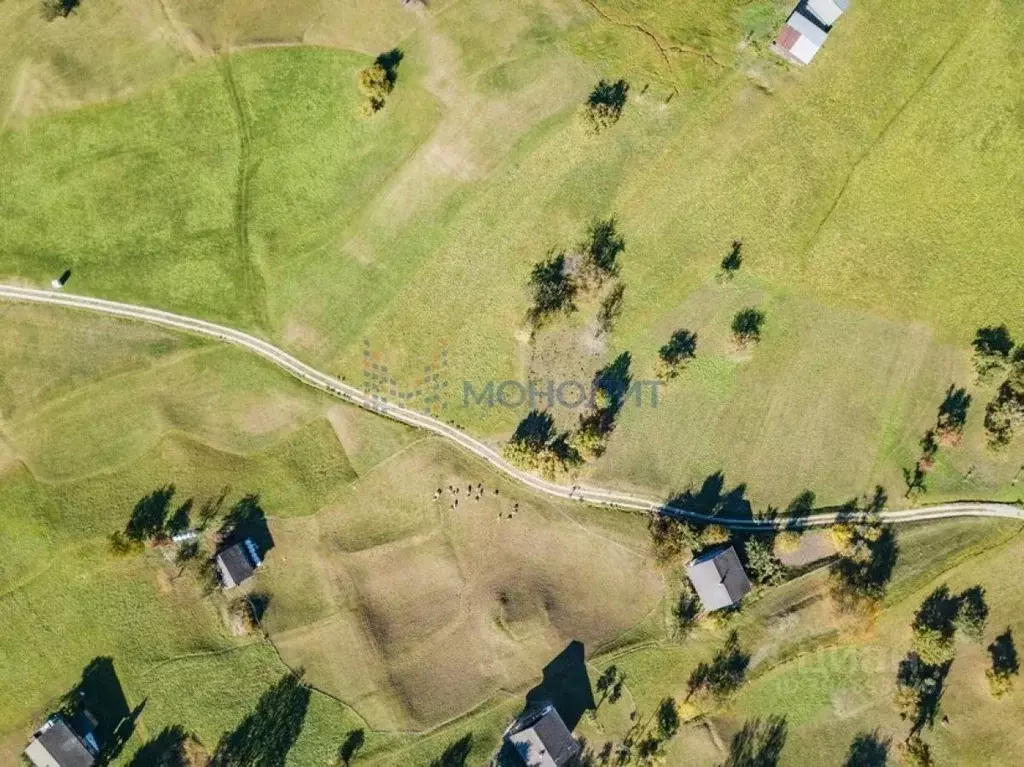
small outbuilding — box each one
[505,704,580,767]
[773,0,849,65]
[215,538,262,590]
[24,715,99,767]
[686,545,752,612]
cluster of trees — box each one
[970,324,1024,446]
[647,513,730,566]
[905,384,973,498]
[827,489,898,613]
[891,584,991,765]
[909,584,988,665]
[503,353,634,477]
[578,696,680,766]
[528,218,626,327]
[357,49,402,116]
[984,361,1024,446]
[583,79,630,134]
[501,409,580,479]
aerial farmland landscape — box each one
[0,0,1022,765]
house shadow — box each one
[522,640,595,730]
[218,494,274,559]
[61,656,144,765]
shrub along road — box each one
[1,282,1021,529]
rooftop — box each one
[216,540,257,589]
[507,705,580,767]
[686,545,752,611]
[24,716,96,767]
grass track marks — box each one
[219,54,269,329]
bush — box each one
[774,530,801,554]
[358,63,392,115]
[744,538,784,585]
[648,514,702,565]
[731,308,766,345]
[701,524,731,546]
[987,668,1014,699]
[583,79,629,134]
[108,531,143,557]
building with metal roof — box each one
[215,538,262,589]
[686,545,752,611]
[24,716,98,767]
[774,0,849,65]
[505,705,580,767]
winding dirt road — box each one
[2,283,1021,529]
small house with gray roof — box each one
[24,714,99,767]
[686,545,752,611]
[505,704,580,767]
[215,538,263,590]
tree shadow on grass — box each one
[211,672,311,767]
[523,640,595,730]
[511,409,556,448]
[593,352,632,417]
[937,384,972,436]
[375,48,403,86]
[897,653,953,735]
[166,499,193,536]
[338,729,365,765]
[128,725,192,767]
[429,733,473,767]
[61,657,142,765]
[784,490,815,530]
[718,715,787,767]
[989,628,1019,677]
[666,471,753,523]
[124,485,175,542]
[842,729,890,767]
[687,630,750,702]
[218,494,274,559]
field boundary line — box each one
[805,17,974,249]
[1,283,1021,532]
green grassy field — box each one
[2,0,1024,763]
[2,0,1021,510]
[0,304,664,764]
